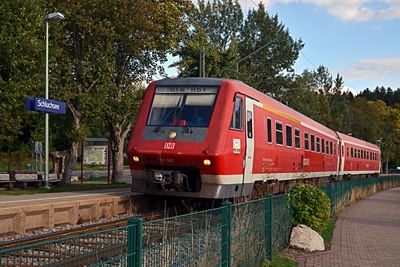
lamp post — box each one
[44,12,64,187]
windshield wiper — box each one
[155,96,182,133]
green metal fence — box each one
[1,176,399,266]
[127,194,291,267]
[321,176,400,214]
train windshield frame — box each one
[147,85,219,127]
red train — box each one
[126,78,381,198]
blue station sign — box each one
[26,97,66,114]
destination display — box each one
[155,86,219,94]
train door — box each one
[340,141,345,171]
[243,97,255,190]
[338,140,345,177]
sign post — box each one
[26,97,66,187]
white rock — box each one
[290,224,325,252]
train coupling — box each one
[149,169,189,191]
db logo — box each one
[164,142,176,149]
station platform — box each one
[0,171,146,237]
[296,187,400,267]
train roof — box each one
[155,77,231,86]
[153,78,379,151]
[336,132,380,150]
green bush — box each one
[291,183,331,233]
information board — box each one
[83,146,107,165]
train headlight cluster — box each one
[133,156,140,162]
[203,159,211,166]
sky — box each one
[165,0,400,94]
[248,0,400,94]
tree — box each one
[171,0,243,78]
[237,3,304,95]
[379,104,400,173]
[51,0,193,184]
[347,99,385,143]
[0,0,45,170]
[285,69,331,126]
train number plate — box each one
[164,142,176,149]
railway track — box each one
[0,206,190,267]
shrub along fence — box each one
[1,176,399,267]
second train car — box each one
[126,78,380,198]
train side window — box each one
[230,97,243,130]
[247,111,253,138]
[295,128,300,149]
[276,121,283,146]
[267,118,272,144]
[286,125,292,147]
[330,141,333,155]
[321,139,325,153]
[304,132,309,150]
[311,134,315,152]
[358,149,361,158]
[351,147,353,158]
[326,141,330,155]
[334,143,336,156]
[316,137,320,153]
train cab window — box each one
[311,134,315,152]
[286,125,292,147]
[276,121,283,145]
[148,86,218,127]
[316,137,320,153]
[267,118,272,143]
[295,128,300,149]
[247,111,253,138]
[321,139,325,153]
[304,132,309,150]
[231,97,243,130]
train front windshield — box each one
[147,85,218,127]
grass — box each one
[320,219,335,245]
[0,151,129,173]
[264,254,297,267]
[0,180,131,195]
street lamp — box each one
[44,12,64,187]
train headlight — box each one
[169,131,177,139]
[133,156,140,162]
[203,159,211,166]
